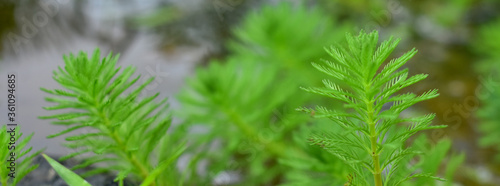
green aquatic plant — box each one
[404,135,465,186]
[279,119,353,185]
[228,1,351,84]
[283,115,464,186]
[177,57,314,185]
[405,0,472,27]
[39,49,186,186]
[298,30,446,185]
[474,19,500,162]
[176,2,352,185]
[476,82,500,162]
[0,125,42,186]
[130,6,182,28]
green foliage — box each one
[431,0,471,26]
[298,30,446,185]
[40,49,186,185]
[42,154,91,186]
[0,126,42,186]
[395,135,465,186]
[176,2,352,185]
[476,84,500,162]
[228,1,351,84]
[130,6,181,28]
[279,119,353,185]
[177,57,311,184]
[406,135,465,185]
[474,18,500,162]
[318,0,386,17]
[406,0,472,27]
[474,18,500,71]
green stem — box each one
[221,107,310,159]
[97,111,156,186]
[370,121,382,186]
[366,87,382,186]
[224,108,286,157]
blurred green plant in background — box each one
[176,1,353,185]
[228,1,352,85]
[404,135,465,186]
[405,0,473,27]
[474,18,500,163]
[178,59,313,184]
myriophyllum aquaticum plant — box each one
[473,18,500,162]
[0,126,41,186]
[39,49,186,186]
[298,30,447,185]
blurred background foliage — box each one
[1,0,500,185]
[475,17,500,167]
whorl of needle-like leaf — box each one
[298,30,446,185]
[39,49,180,184]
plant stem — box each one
[98,111,156,186]
[224,108,286,157]
[366,87,383,186]
[222,107,310,159]
[370,122,382,186]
